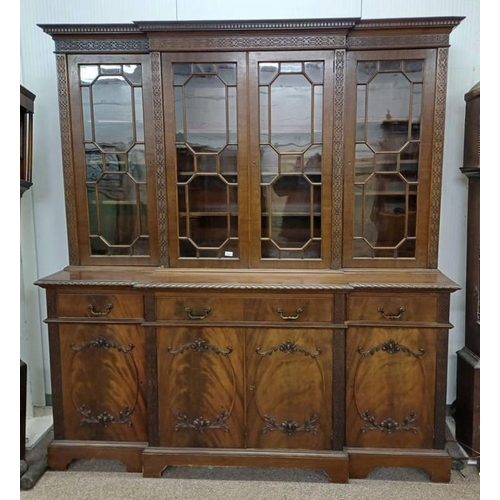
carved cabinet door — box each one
[346,327,438,448]
[58,324,148,442]
[246,329,333,449]
[157,327,245,448]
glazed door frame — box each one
[343,48,437,268]
[248,51,335,269]
[67,54,159,266]
[162,52,250,268]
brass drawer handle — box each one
[185,307,211,320]
[276,308,303,321]
[88,303,113,317]
[377,307,405,320]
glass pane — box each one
[134,87,144,142]
[260,145,278,182]
[189,216,228,247]
[281,62,302,73]
[92,76,134,153]
[138,184,148,234]
[174,86,185,142]
[400,142,419,181]
[80,65,99,85]
[228,86,237,144]
[85,144,103,182]
[129,145,146,182]
[304,145,322,183]
[356,86,366,142]
[81,87,92,141]
[123,64,142,85]
[411,83,423,140]
[270,74,312,152]
[259,86,269,143]
[280,154,302,174]
[357,61,378,84]
[379,60,401,72]
[96,173,139,246]
[355,143,374,182]
[314,86,323,142]
[375,153,398,172]
[197,154,217,173]
[100,65,121,75]
[403,60,424,82]
[366,73,411,152]
[176,145,195,176]
[174,63,192,85]
[220,146,238,183]
[271,175,311,215]
[259,63,279,84]
[87,185,98,234]
[185,75,226,152]
[304,62,324,83]
[217,63,236,85]
[104,152,126,173]
[188,175,229,213]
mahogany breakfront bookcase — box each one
[37,17,463,482]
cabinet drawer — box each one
[244,298,334,323]
[156,297,246,322]
[347,293,440,323]
[57,293,144,319]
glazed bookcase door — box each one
[157,327,245,448]
[346,327,438,448]
[58,324,148,442]
[246,329,333,449]
[163,53,249,268]
[68,54,159,266]
[343,50,437,268]
[248,52,334,269]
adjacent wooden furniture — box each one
[37,17,463,483]
[20,85,36,197]
[455,82,480,456]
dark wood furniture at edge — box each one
[455,82,480,457]
[37,17,463,483]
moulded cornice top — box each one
[38,16,464,37]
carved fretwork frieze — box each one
[167,338,233,356]
[70,335,134,354]
[256,340,321,358]
[262,414,319,435]
[357,340,425,358]
[347,34,450,50]
[174,409,230,432]
[361,409,418,434]
[78,404,133,427]
[56,54,78,265]
[332,49,345,269]
[150,34,346,52]
[428,47,449,268]
[54,38,149,53]
[151,52,168,266]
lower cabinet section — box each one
[157,327,245,448]
[157,327,333,451]
[58,323,148,442]
[346,327,438,449]
[44,287,454,483]
[245,329,333,450]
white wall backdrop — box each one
[20,0,479,404]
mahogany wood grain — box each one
[347,292,441,323]
[48,440,146,472]
[58,323,148,442]
[157,327,245,448]
[142,447,349,483]
[57,292,144,319]
[346,327,438,449]
[347,448,451,482]
[246,329,333,450]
